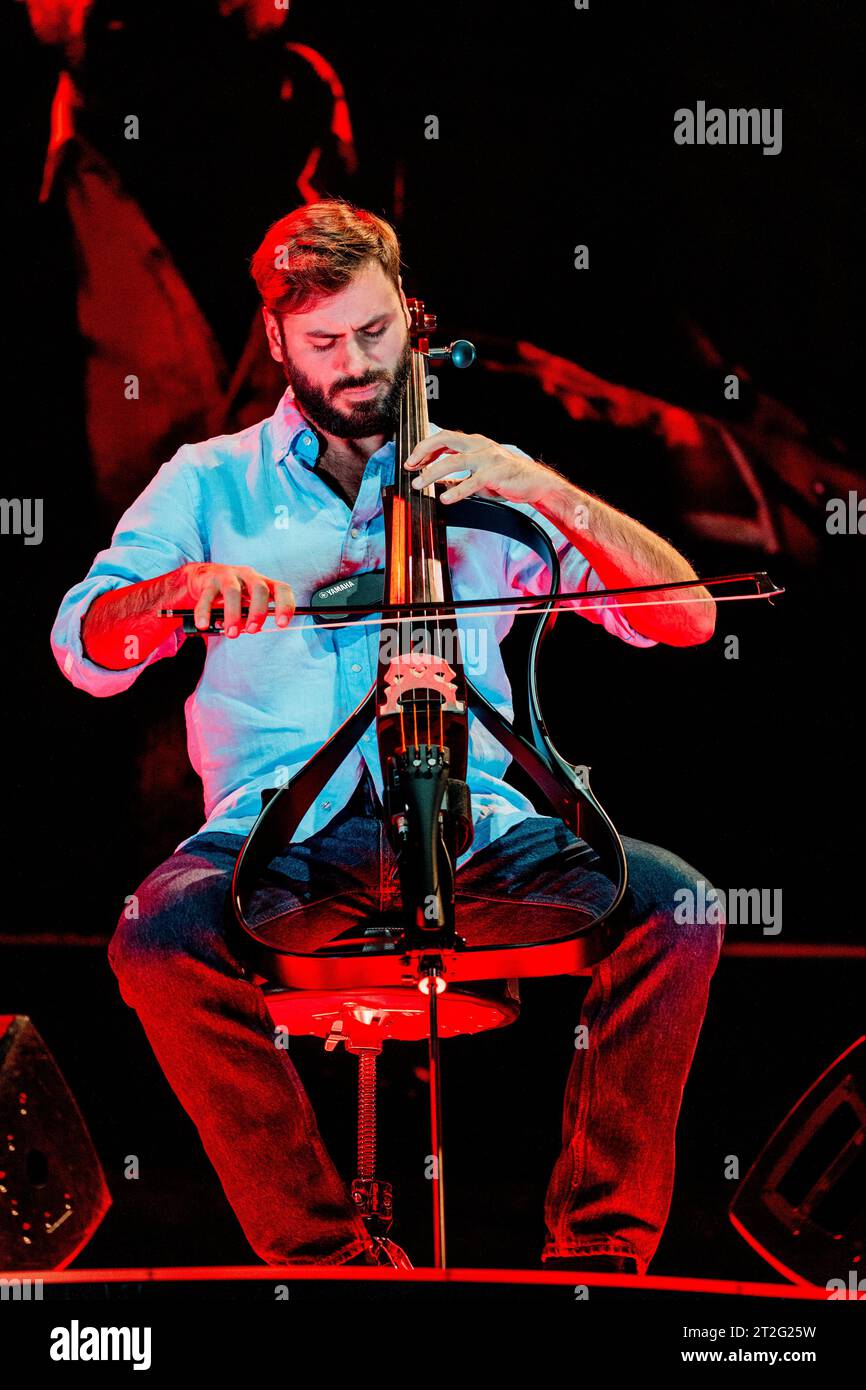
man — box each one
[50,198,724,1273]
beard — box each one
[278,329,413,439]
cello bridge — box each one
[378,652,466,717]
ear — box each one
[397,274,412,332]
[262,307,284,364]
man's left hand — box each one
[402,430,551,506]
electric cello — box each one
[230,298,638,986]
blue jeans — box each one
[108,770,724,1272]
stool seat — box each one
[261,980,520,1044]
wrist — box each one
[527,468,590,526]
[521,461,563,508]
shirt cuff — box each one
[584,568,658,646]
[51,576,185,697]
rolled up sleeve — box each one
[50,445,205,696]
[499,444,658,648]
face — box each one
[264,260,413,438]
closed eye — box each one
[311,326,388,354]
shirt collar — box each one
[269,383,442,471]
[269,386,323,468]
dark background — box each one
[3,0,863,1274]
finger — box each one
[243,578,271,633]
[411,454,478,490]
[194,575,222,631]
[221,575,243,637]
[402,431,467,470]
[271,580,296,628]
[439,477,477,505]
[403,444,458,473]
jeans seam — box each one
[252,888,358,923]
[455,891,596,920]
[569,956,611,1197]
[572,961,614,1189]
[543,1238,639,1262]
[248,985,371,1255]
[271,1236,368,1267]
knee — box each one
[107,855,231,992]
[621,836,725,965]
[108,903,177,989]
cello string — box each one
[416,339,445,750]
[406,336,427,745]
[394,400,402,752]
[395,348,408,751]
[406,357,423,751]
[407,329,424,747]
[418,346,437,749]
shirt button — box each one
[350,527,360,538]
[350,663,361,673]
[302,434,313,447]
[321,800,331,810]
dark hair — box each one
[250,198,403,314]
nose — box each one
[334,336,374,383]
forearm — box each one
[82,565,191,670]
[526,470,716,645]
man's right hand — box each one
[182,563,296,637]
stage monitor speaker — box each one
[729,1036,866,1287]
[0,1015,111,1271]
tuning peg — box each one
[449,339,476,368]
[427,339,476,367]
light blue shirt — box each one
[50,386,656,863]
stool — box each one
[234,874,613,1266]
[259,975,523,1268]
